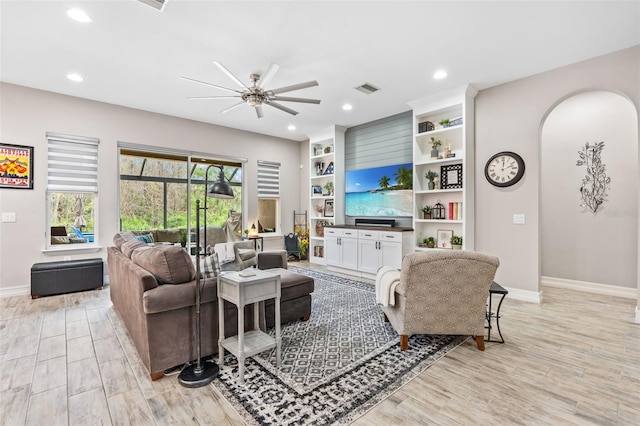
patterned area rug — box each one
[212,267,466,425]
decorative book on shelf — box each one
[448,202,463,220]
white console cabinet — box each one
[325,226,413,278]
[325,228,358,270]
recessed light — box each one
[287,125,296,131]
[67,73,84,82]
[433,70,448,80]
[67,9,92,23]
[342,104,353,111]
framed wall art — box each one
[0,143,34,189]
[440,163,463,189]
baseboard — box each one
[541,276,638,299]
[636,306,640,324]
[0,285,30,298]
[502,286,543,304]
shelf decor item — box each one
[429,137,441,159]
[432,200,446,220]
[437,229,453,249]
[450,235,463,250]
[323,162,334,175]
[425,170,438,190]
[0,143,34,189]
[315,220,326,237]
[441,164,463,189]
[421,205,433,219]
[323,199,334,217]
[418,121,434,133]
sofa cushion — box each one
[113,232,136,250]
[238,249,256,261]
[121,239,146,258]
[199,253,220,278]
[131,245,195,284]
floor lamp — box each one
[178,165,234,388]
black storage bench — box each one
[31,258,103,298]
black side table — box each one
[486,281,508,343]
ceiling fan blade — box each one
[213,61,249,90]
[180,76,241,94]
[188,95,241,100]
[255,105,264,118]
[272,96,321,104]
[269,80,318,95]
[266,101,299,116]
[221,101,246,114]
[256,63,279,89]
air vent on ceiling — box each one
[354,83,380,95]
[137,0,168,11]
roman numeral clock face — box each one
[484,151,525,187]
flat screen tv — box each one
[345,163,413,217]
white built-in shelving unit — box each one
[308,126,345,265]
[408,85,477,251]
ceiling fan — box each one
[182,62,321,118]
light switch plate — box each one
[1,212,16,223]
[513,214,525,225]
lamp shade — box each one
[207,180,234,199]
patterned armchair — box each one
[381,250,499,351]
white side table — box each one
[217,269,281,384]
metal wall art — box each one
[576,141,610,213]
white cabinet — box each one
[325,227,358,270]
[357,230,404,274]
[308,126,346,265]
[326,227,412,278]
[408,85,477,252]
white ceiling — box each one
[1,1,638,142]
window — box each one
[118,147,243,235]
[46,133,99,248]
[257,160,280,233]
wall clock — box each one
[484,151,525,187]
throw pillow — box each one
[199,252,220,278]
[121,239,146,258]
[135,233,154,244]
[131,245,195,284]
[113,232,136,250]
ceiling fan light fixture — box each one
[247,94,262,106]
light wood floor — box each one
[1,262,638,425]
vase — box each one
[431,148,438,159]
[427,241,435,248]
[428,181,435,190]
[452,244,462,250]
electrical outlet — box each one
[513,214,525,225]
[1,212,16,222]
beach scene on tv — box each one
[345,163,413,217]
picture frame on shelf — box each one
[323,162,334,175]
[0,143,34,189]
[312,185,322,195]
[313,146,323,156]
[323,199,334,217]
[440,163,463,189]
[437,229,453,249]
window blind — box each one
[47,133,100,192]
[257,160,280,198]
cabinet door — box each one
[358,239,380,274]
[380,241,403,270]
[325,235,341,267]
[340,237,359,270]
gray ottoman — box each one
[262,267,314,328]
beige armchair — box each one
[380,250,499,351]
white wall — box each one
[0,83,302,293]
[541,91,637,288]
[475,45,639,300]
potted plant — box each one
[420,205,433,219]
[450,235,463,250]
[178,229,188,247]
[423,236,435,248]
[323,181,334,196]
[439,118,450,128]
[425,170,438,190]
[429,137,442,159]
